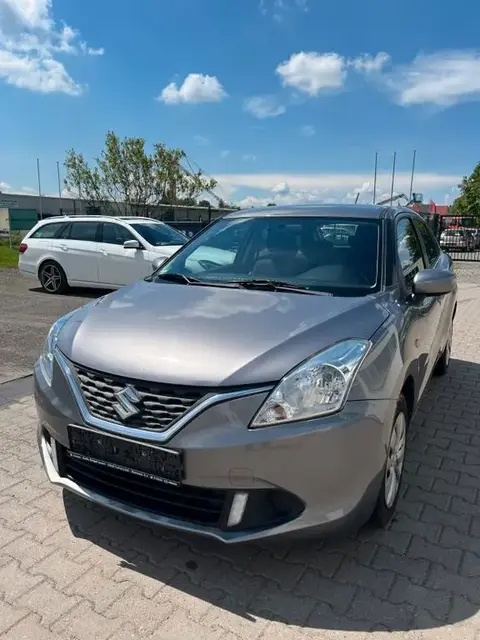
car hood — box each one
[58,280,389,387]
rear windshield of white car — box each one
[131,222,187,246]
[152,216,381,296]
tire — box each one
[39,261,69,295]
[434,321,453,377]
[371,395,408,528]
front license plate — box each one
[67,425,183,486]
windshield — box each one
[152,216,381,296]
[131,222,187,246]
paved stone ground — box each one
[1,275,480,639]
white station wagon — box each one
[18,216,189,294]
[18,215,236,293]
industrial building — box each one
[0,191,232,235]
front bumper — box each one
[35,354,395,543]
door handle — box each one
[101,249,108,256]
[60,244,68,251]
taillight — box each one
[19,243,28,254]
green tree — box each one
[64,131,218,216]
[452,161,480,214]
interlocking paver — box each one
[1,274,480,639]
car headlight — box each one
[251,339,371,427]
[39,310,78,385]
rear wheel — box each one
[371,396,408,528]
[39,261,69,294]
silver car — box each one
[35,205,457,543]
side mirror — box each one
[151,257,166,272]
[124,239,140,250]
[412,269,456,297]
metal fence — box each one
[165,220,210,238]
[432,215,480,262]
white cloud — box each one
[350,52,390,74]
[276,51,346,96]
[300,124,315,137]
[344,181,373,202]
[0,0,104,94]
[242,154,258,162]
[215,171,460,208]
[194,135,210,146]
[2,0,51,30]
[0,49,81,94]
[159,73,227,104]
[387,50,480,107]
[0,181,38,195]
[260,0,308,21]
[84,46,104,56]
[219,171,460,191]
[244,95,285,119]
[275,50,394,98]
[271,181,290,194]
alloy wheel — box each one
[445,323,453,368]
[42,264,62,293]
[384,412,407,508]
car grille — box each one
[62,451,228,526]
[72,363,207,431]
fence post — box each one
[8,210,12,250]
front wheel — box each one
[434,321,453,376]
[39,261,69,294]
[371,396,408,528]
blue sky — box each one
[0,0,479,207]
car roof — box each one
[36,216,158,224]
[224,204,410,220]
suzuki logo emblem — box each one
[113,385,141,420]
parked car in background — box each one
[18,216,235,293]
[439,228,475,252]
[18,216,187,293]
[36,204,457,543]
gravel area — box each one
[0,269,108,383]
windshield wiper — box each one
[153,272,242,289]
[231,279,332,296]
[153,272,202,285]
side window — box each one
[396,218,425,290]
[414,219,440,266]
[102,223,135,245]
[30,222,67,239]
[68,222,99,242]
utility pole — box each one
[37,159,43,220]
[390,152,397,202]
[409,150,417,201]
[57,161,63,214]
[373,152,378,204]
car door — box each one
[413,216,455,376]
[396,216,442,400]
[97,222,151,286]
[51,221,100,284]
